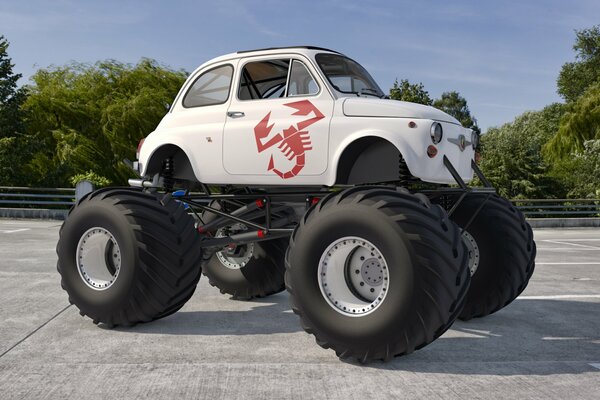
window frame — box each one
[181,63,235,109]
[314,53,384,98]
[235,56,321,102]
[286,59,321,98]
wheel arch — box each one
[333,133,418,185]
[143,143,198,182]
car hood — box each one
[342,97,460,125]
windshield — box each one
[315,53,385,98]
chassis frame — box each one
[162,157,495,250]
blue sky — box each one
[1,0,599,130]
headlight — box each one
[471,130,480,149]
[430,122,443,144]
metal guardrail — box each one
[0,187,599,218]
[511,198,600,218]
[0,186,76,208]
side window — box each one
[183,64,233,108]
[287,60,319,97]
[238,59,290,100]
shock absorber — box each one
[398,155,418,187]
[162,156,174,191]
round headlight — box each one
[430,122,443,144]
[471,130,480,149]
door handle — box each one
[227,111,245,118]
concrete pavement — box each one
[0,219,599,399]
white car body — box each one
[137,47,475,186]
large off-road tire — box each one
[285,187,470,362]
[200,202,287,300]
[56,188,203,327]
[449,193,536,320]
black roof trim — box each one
[237,46,342,55]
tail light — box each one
[136,138,145,159]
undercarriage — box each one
[150,157,496,251]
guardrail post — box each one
[75,180,95,201]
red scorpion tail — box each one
[268,153,306,179]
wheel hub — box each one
[76,227,121,290]
[462,229,480,275]
[318,237,389,316]
[215,223,254,269]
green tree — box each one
[389,79,433,105]
[549,140,600,198]
[0,35,27,138]
[557,25,600,102]
[23,59,187,187]
[545,81,600,159]
[0,35,31,185]
[433,91,480,133]
[479,103,567,199]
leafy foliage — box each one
[0,35,31,185]
[0,35,27,138]
[545,81,600,158]
[389,79,433,105]
[549,140,600,198]
[0,136,38,185]
[557,25,600,102]
[69,171,111,188]
[22,59,187,186]
[433,91,480,134]
[478,103,567,199]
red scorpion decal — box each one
[253,100,324,179]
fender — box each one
[139,131,202,182]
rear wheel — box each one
[200,201,288,300]
[449,193,536,320]
[56,188,203,327]
[286,187,470,362]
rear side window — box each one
[238,59,319,100]
[183,64,233,108]
[238,59,290,100]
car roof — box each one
[194,46,343,73]
[237,46,342,55]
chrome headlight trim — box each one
[430,122,443,144]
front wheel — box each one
[449,193,536,320]
[285,187,470,362]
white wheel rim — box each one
[215,223,254,269]
[462,229,480,276]
[76,227,121,290]
[318,236,389,317]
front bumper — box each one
[402,121,476,184]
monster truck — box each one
[56,46,536,362]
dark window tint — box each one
[238,59,290,100]
[183,64,233,107]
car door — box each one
[223,55,333,179]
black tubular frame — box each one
[175,157,495,248]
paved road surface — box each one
[0,219,598,399]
